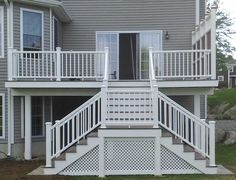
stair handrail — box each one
[157,91,215,165]
[46,92,102,167]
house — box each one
[0,0,218,176]
[217,59,236,88]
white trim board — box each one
[20,8,44,51]
[0,93,5,139]
[0,6,4,58]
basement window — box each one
[218,75,224,82]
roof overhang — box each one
[12,0,72,23]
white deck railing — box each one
[151,50,212,79]
[149,52,215,166]
[9,48,108,81]
[45,92,102,167]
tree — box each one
[207,0,236,70]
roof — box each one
[12,0,71,23]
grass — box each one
[208,88,236,109]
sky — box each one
[220,0,236,58]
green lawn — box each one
[72,144,236,180]
[208,88,236,109]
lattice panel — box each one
[161,145,200,173]
[104,138,155,173]
[60,146,99,175]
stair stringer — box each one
[44,136,99,175]
[160,136,217,174]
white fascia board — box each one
[157,80,219,88]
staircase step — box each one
[79,139,88,145]
[162,131,172,137]
[87,132,98,137]
[55,153,66,161]
[172,137,182,144]
[184,144,195,152]
[65,145,76,153]
[195,152,206,160]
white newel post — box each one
[153,84,159,128]
[8,47,13,81]
[101,85,107,128]
[56,47,61,81]
[211,8,216,80]
[24,95,32,160]
[45,122,52,167]
[55,120,61,156]
[209,121,216,167]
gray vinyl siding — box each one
[169,95,194,113]
[0,3,8,143]
[62,0,195,51]
[57,19,63,48]
[13,2,51,51]
[14,97,22,143]
[200,0,206,20]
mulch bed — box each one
[0,159,76,180]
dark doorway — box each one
[119,33,138,80]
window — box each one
[32,97,44,137]
[218,75,224,82]
[0,7,4,57]
[21,9,43,51]
[0,94,5,138]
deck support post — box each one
[45,122,52,167]
[154,136,161,175]
[209,121,216,167]
[24,95,32,160]
[210,8,216,80]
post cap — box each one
[209,121,216,124]
[45,122,52,125]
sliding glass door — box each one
[96,32,119,80]
[96,31,162,80]
[140,32,162,79]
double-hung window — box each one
[21,9,43,51]
[0,7,4,57]
[0,94,5,138]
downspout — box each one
[4,0,14,156]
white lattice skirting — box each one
[104,137,156,175]
[60,146,99,176]
[59,137,201,176]
[161,145,200,174]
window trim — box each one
[0,93,5,139]
[218,75,224,82]
[0,6,4,58]
[20,8,44,51]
